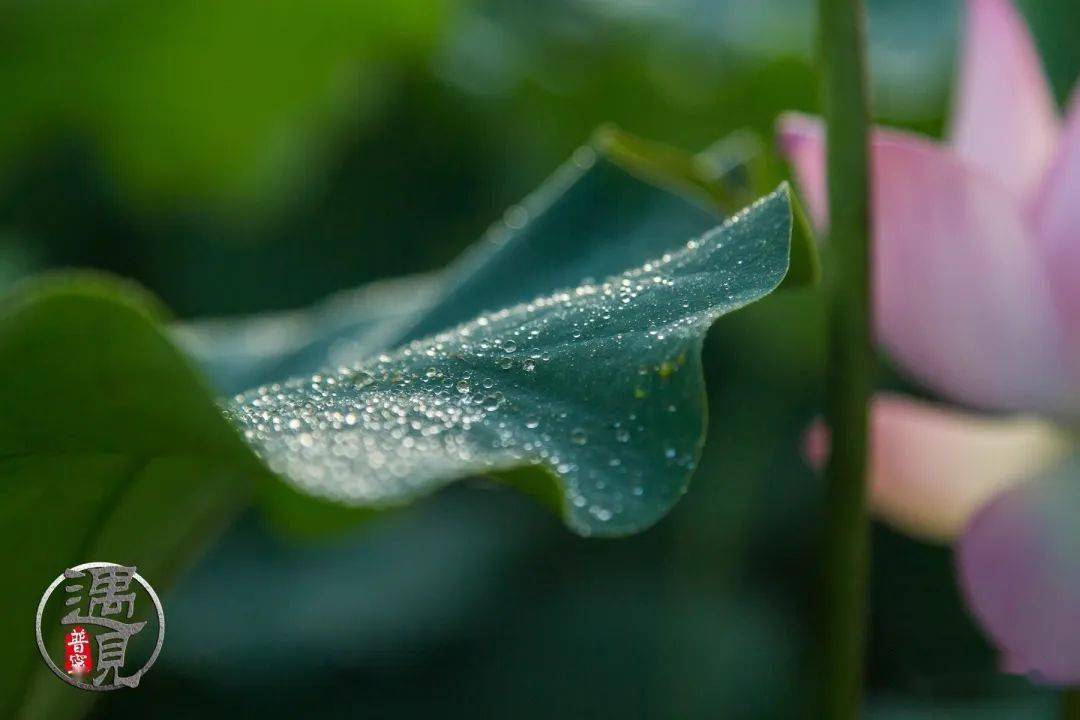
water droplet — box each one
[350,370,374,389]
[504,205,529,229]
[570,428,588,445]
[589,506,613,522]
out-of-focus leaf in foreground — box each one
[0,276,261,719]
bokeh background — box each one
[4,0,1079,717]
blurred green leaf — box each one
[0,0,454,210]
[0,274,262,719]
[869,694,1057,719]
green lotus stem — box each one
[1064,689,1080,719]
[816,0,872,717]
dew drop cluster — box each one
[226,189,790,534]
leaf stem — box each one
[816,0,873,717]
[1064,689,1080,720]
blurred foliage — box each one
[1,0,1078,717]
[0,0,454,211]
[0,275,259,720]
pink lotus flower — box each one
[779,0,1080,684]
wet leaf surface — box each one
[228,186,795,535]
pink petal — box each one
[804,394,1067,541]
[779,115,1070,413]
[950,0,1059,199]
[873,131,1071,413]
[777,112,829,232]
[959,457,1080,684]
[1032,89,1080,388]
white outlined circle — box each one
[35,562,165,691]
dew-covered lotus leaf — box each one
[177,127,815,399]
[179,128,748,396]
[392,129,728,345]
[228,186,796,535]
[0,129,803,716]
